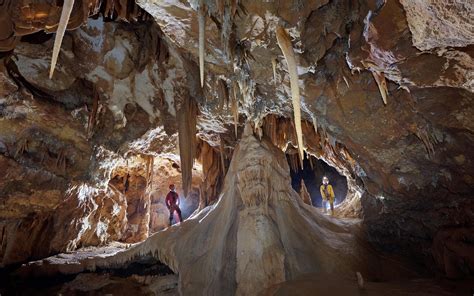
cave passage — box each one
[288,153,348,208]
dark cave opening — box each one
[20,30,54,45]
[96,255,174,277]
[0,256,176,295]
[288,153,348,208]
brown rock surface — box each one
[299,179,312,206]
[14,125,422,294]
[399,0,474,51]
[0,0,473,292]
[0,15,190,265]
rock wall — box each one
[0,15,192,265]
[0,0,472,279]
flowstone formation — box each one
[17,125,383,294]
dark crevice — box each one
[0,256,175,295]
[96,255,174,277]
[19,30,53,45]
[288,153,348,207]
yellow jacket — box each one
[320,184,335,202]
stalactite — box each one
[356,272,364,289]
[56,148,66,174]
[361,60,388,105]
[328,134,337,149]
[219,135,226,176]
[231,82,239,137]
[91,0,149,21]
[178,96,198,197]
[262,114,328,162]
[198,140,224,207]
[312,116,318,134]
[319,128,327,149]
[49,0,75,79]
[255,120,263,140]
[198,0,206,88]
[14,138,28,159]
[217,79,229,112]
[415,127,438,159]
[263,115,277,146]
[86,88,99,140]
[288,153,299,173]
[276,26,304,167]
[271,57,278,84]
[371,70,388,105]
[145,156,154,192]
[343,76,350,88]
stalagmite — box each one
[178,97,198,197]
[198,0,206,88]
[49,0,75,79]
[299,179,312,206]
[276,26,304,167]
[19,126,379,294]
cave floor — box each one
[264,273,474,296]
[2,221,473,296]
[7,241,473,296]
[28,241,133,266]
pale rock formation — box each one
[400,0,474,51]
[19,124,382,295]
[0,0,473,285]
[299,179,312,206]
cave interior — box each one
[0,0,473,295]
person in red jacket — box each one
[165,184,183,226]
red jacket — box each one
[165,191,179,209]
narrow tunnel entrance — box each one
[287,153,348,208]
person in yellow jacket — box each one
[320,176,335,215]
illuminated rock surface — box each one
[0,0,473,294]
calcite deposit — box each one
[0,0,473,294]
